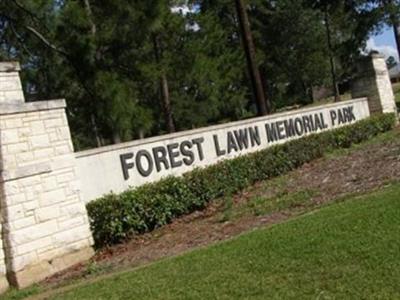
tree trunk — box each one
[112,131,121,144]
[90,114,102,147]
[152,34,176,133]
[260,66,273,112]
[160,73,175,133]
[324,6,340,102]
[392,21,400,61]
[234,0,269,116]
[85,0,105,147]
[138,129,145,140]
[83,0,96,36]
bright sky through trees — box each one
[370,26,398,61]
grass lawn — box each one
[45,183,400,300]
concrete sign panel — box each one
[76,98,370,203]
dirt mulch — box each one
[44,128,400,288]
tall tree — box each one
[323,3,341,102]
[309,0,342,102]
[1,0,387,150]
[252,0,331,107]
[234,0,269,115]
[152,34,175,133]
[305,0,381,101]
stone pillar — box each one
[0,62,94,290]
[0,62,25,104]
[351,53,398,116]
[0,62,22,293]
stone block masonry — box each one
[0,62,25,104]
[0,62,94,290]
[352,54,398,117]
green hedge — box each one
[87,113,396,247]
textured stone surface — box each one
[372,56,397,114]
[0,99,66,115]
[0,62,93,293]
[0,107,94,287]
[0,62,20,72]
[0,276,9,294]
[7,247,94,289]
[352,54,398,116]
[0,62,24,103]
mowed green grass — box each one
[52,183,400,300]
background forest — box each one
[0,0,399,150]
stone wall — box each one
[352,54,398,116]
[0,62,22,293]
[76,98,371,203]
[0,62,93,290]
[0,62,24,104]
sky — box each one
[367,26,399,62]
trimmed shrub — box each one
[87,113,396,247]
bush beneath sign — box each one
[87,113,396,247]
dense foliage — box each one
[87,113,396,247]
[1,1,398,149]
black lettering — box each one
[294,118,304,136]
[167,143,183,169]
[180,141,195,166]
[330,110,337,126]
[265,123,279,143]
[321,113,329,129]
[343,108,350,123]
[234,128,249,150]
[303,116,312,133]
[213,135,226,157]
[314,113,324,130]
[152,146,169,172]
[338,109,346,124]
[283,119,296,138]
[309,114,316,131]
[276,121,286,140]
[192,138,205,161]
[227,131,239,153]
[249,127,261,146]
[347,106,356,122]
[135,150,153,177]
[120,153,134,180]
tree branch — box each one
[24,25,68,57]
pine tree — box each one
[234,0,269,115]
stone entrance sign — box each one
[0,52,397,293]
[76,98,370,202]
